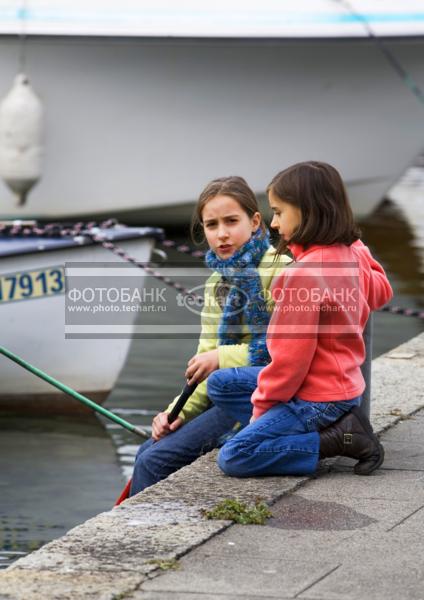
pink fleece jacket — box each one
[251,240,393,419]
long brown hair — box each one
[268,161,361,254]
[191,176,266,243]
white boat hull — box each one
[0,37,423,221]
[0,234,156,413]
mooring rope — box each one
[98,239,202,302]
[379,305,424,320]
[161,238,206,259]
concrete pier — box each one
[0,333,423,600]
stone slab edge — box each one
[1,333,423,600]
[370,332,424,433]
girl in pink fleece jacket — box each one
[211,161,393,478]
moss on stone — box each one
[146,558,180,571]
[203,498,272,525]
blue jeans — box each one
[207,366,263,426]
[130,367,262,496]
[217,393,361,478]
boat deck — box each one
[0,226,164,258]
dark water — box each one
[1,185,423,569]
[0,415,123,569]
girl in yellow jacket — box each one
[129,176,291,495]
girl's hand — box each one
[152,412,183,441]
[185,349,219,385]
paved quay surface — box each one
[0,333,423,599]
[135,409,424,600]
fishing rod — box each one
[114,380,198,505]
[0,345,150,439]
[167,381,198,423]
[0,345,199,505]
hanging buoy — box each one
[0,73,44,206]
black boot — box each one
[319,406,384,475]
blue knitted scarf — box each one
[205,229,271,366]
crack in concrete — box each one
[386,504,424,532]
[295,564,341,598]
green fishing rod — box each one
[0,345,150,439]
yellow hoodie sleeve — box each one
[218,343,249,368]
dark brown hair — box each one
[267,161,361,254]
[191,175,266,243]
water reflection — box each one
[359,199,424,304]
[0,415,123,569]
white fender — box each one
[0,73,44,205]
